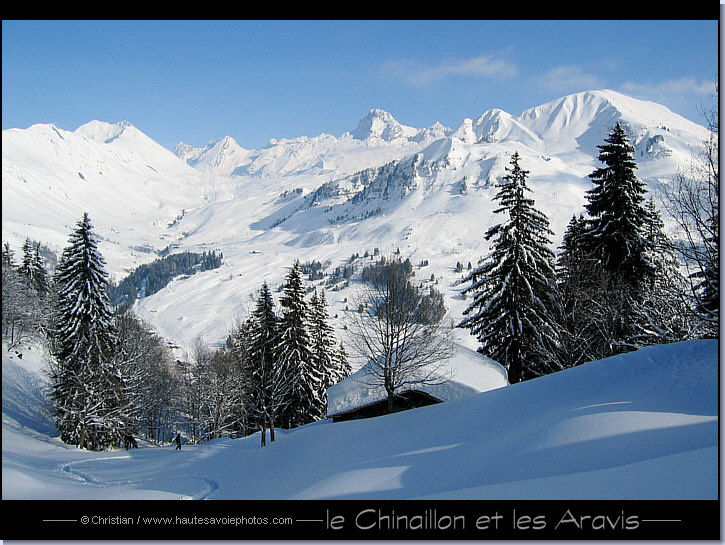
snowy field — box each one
[2,339,717,500]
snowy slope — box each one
[516,89,708,177]
[2,340,718,499]
[2,90,712,356]
[1,121,221,277]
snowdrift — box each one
[327,346,508,418]
[2,339,717,499]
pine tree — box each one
[556,215,587,290]
[11,238,46,334]
[30,242,49,296]
[581,123,654,287]
[18,237,34,280]
[459,152,560,383]
[2,242,16,268]
[2,243,34,348]
[48,213,129,450]
[335,341,351,383]
[276,261,320,427]
[555,214,602,366]
[309,289,340,416]
[242,282,289,444]
[576,123,657,355]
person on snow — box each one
[123,434,138,449]
[174,432,182,450]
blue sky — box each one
[2,20,718,151]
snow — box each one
[2,88,712,360]
[175,135,255,177]
[326,345,508,417]
[350,108,426,142]
[2,339,717,499]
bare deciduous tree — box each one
[346,257,455,413]
[658,94,718,335]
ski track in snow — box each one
[61,456,132,485]
[59,452,219,499]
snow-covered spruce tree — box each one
[581,123,655,286]
[460,151,561,383]
[556,215,588,294]
[240,281,290,445]
[309,288,343,415]
[31,242,49,297]
[245,282,278,446]
[2,243,35,349]
[230,319,255,437]
[555,214,602,367]
[18,237,34,280]
[334,341,351,383]
[14,238,44,327]
[577,123,656,353]
[555,212,635,365]
[17,239,51,335]
[47,213,130,450]
[2,242,16,268]
[276,261,321,428]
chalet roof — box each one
[326,346,508,418]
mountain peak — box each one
[214,135,241,149]
[174,134,252,176]
[351,109,419,141]
[368,107,394,118]
[75,120,137,143]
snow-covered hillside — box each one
[2,89,711,356]
[2,340,717,499]
[1,121,220,277]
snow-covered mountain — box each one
[349,108,452,143]
[174,135,255,178]
[2,120,219,277]
[175,108,451,184]
[2,90,711,356]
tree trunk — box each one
[387,391,395,414]
[260,423,266,447]
[269,414,275,442]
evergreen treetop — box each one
[582,122,653,285]
[2,242,16,268]
[277,261,320,426]
[53,212,116,363]
[460,151,560,383]
[48,212,128,451]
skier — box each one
[174,432,182,450]
[123,434,138,449]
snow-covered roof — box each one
[326,346,508,417]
